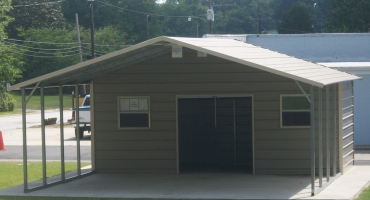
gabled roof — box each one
[8,36,360,91]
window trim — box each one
[117,96,151,129]
[280,94,311,129]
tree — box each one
[272,0,330,33]
[0,0,24,84]
[62,0,162,43]
[6,0,66,39]
[277,3,314,34]
[325,0,370,33]
[17,26,131,81]
[160,0,208,37]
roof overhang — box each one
[8,36,361,91]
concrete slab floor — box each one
[1,165,370,200]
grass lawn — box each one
[0,162,90,191]
[0,109,22,116]
[10,93,73,110]
[356,186,370,200]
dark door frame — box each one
[175,94,255,174]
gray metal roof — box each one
[204,33,370,62]
[8,36,361,91]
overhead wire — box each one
[4,38,78,45]
[3,41,79,51]
[96,0,207,20]
[1,0,65,8]
[4,49,87,58]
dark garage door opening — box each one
[178,97,253,173]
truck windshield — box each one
[83,97,90,106]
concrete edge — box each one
[351,180,370,200]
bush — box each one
[0,92,16,112]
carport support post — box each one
[333,84,337,175]
[40,87,47,185]
[75,85,81,175]
[310,86,315,196]
[59,86,65,180]
[22,88,28,192]
[326,86,330,182]
[319,88,323,188]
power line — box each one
[1,0,65,8]
[5,49,87,58]
[3,41,79,51]
[4,38,78,45]
[96,0,206,20]
[5,45,81,55]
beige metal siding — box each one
[93,48,333,174]
[342,81,355,172]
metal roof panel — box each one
[9,36,360,91]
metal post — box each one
[75,85,81,175]
[59,86,65,180]
[214,97,217,127]
[75,13,83,63]
[326,86,330,181]
[89,0,95,59]
[146,15,149,40]
[319,88,323,187]
[22,88,28,192]
[233,99,236,164]
[333,84,337,175]
[197,25,199,38]
[310,86,315,196]
[40,87,47,185]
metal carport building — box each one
[8,36,361,196]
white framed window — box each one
[118,96,150,129]
[280,94,310,128]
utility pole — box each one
[223,1,225,34]
[213,1,236,34]
[147,15,149,40]
[208,0,212,34]
[88,0,95,59]
[258,12,261,34]
[76,13,86,95]
[75,13,83,63]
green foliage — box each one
[18,28,81,80]
[272,0,330,33]
[160,0,207,37]
[0,0,13,39]
[6,0,66,39]
[80,26,134,56]
[16,26,131,80]
[0,91,16,112]
[62,0,162,43]
[0,44,24,83]
[277,3,315,34]
[325,0,370,33]
[0,0,24,84]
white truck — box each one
[72,95,90,138]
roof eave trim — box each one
[163,37,360,88]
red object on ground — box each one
[0,131,5,150]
